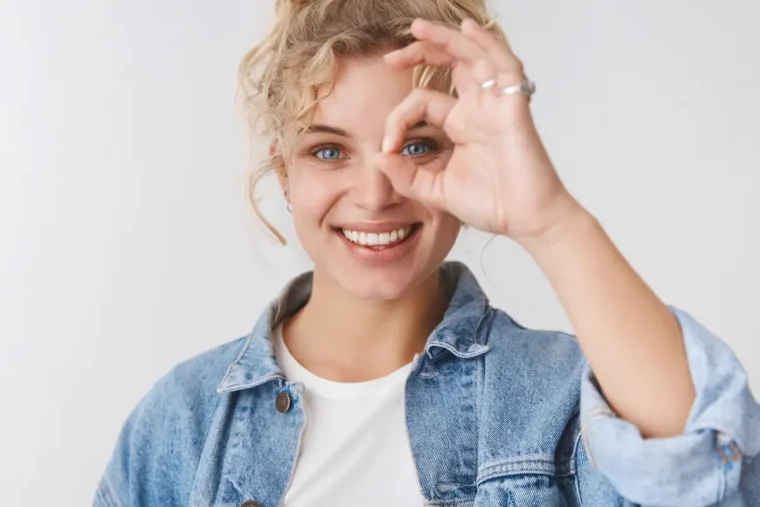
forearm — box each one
[521,204,695,438]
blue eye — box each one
[401,141,433,157]
[313,146,343,160]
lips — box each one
[332,222,421,265]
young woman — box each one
[95,0,760,506]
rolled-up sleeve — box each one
[580,307,760,506]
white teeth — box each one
[340,226,414,247]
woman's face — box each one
[283,55,461,300]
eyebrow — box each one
[306,124,350,137]
[305,120,429,137]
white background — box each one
[1,1,759,505]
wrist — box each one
[515,197,597,257]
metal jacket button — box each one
[241,501,262,507]
[276,391,292,413]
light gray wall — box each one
[1,1,758,505]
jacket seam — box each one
[99,474,123,507]
[472,296,489,345]
[579,405,599,471]
[572,425,584,507]
[216,333,255,392]
[191,390,226,505]
[477,457,575,484]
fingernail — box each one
[381,136,392,153]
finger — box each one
[410,18,485,65]
[384,41,455,69]
[376,153,445,208]
[386,41,494,94]
[382,88,456,153]
[460,19,523,75]
[471,57,497,91]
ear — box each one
[270,140,288,199]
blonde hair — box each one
[239,0,503,244]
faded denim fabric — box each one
[95,262,760,507]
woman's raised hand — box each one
[380,18,581,245]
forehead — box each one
[310,56,414,133]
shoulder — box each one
[130,335,247,434]
[97,336,247,507]
[484,306,587,377]
[479,307,587,426]
[153,335,247,409]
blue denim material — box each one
[95,262,760,506]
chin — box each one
[334,264,421,301]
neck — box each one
[283,268,448,382]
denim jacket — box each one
[95,262,760,507]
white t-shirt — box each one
[272,325,425,506]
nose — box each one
[352,156,402,212]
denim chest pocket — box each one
[473,458,579,507]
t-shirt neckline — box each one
[272,325,414,399]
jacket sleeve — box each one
[93,372,197,507]
[92,366,217,507]
[579,307,760,506]
[94,381,161,507]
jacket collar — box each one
[217,261,491,394]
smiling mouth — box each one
[335,224,421,250]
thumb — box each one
[376,153,445,209]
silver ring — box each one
[501,77,536,97]
[480,78,497,90]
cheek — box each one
[434,211,462,246]
[418,204,461,253]
[288,168,341,228]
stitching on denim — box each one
[100,474,123,507]
[572,427,585,506]
[424,500,475,506]
[579,416,597,471]
[216,331,256,392]
[190,391,226,504]
[477,456,575,484]
[234,372,285,391]
[224,474,249,502]
[427,340,490,359]
[472,295,489,345]
[475,345,484,467]
[94,486,111,507]
[717,436,727,500]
